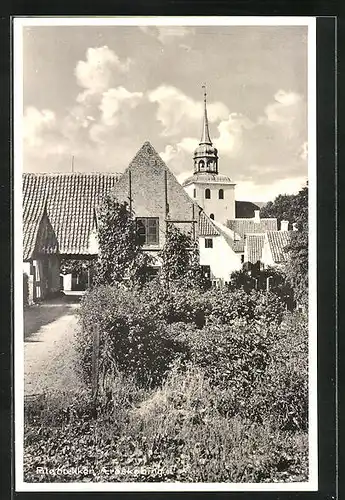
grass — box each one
[23,363,308,483]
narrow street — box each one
[24,294,85,396]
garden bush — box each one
[78,285,187,388]
[173,311,308,431]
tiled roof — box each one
[211,219,244,253]
[23,172,121,258]
[198,211,220,236]
[227,218,277,238]
[245,234,265,264]
[267,230,291,263]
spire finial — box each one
[200,83,212,145]
[202,82,207,102]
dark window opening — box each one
[201,265,211,279]
[199,160,205,170]
[241,254,245,263]
[136,217,159,245]
[219,189,224,199]
[205,188,211,199]
[193,188,196,198]
[210,213,214,220]
[205,238,213,249]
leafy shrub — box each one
[204,287,286,326]
[78,285,187,388]
[175,311,308,431]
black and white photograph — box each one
[14,17,317,491]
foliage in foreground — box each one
[24,277,308,483]
[24,341,308,483]
[77,280,287,387]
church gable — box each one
[111,141,198,243]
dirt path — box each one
[24,297,85,396]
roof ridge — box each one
[23,172,122,176]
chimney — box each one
[253,210,260,223]
[280,220,289,231]
[292,222,298,231]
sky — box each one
[21,22,309,202]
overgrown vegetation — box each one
[24,202,309,483]
[95,195,152,288]
[24,280,308,483]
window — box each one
[199,160,205,170]
[205,188,211,199]
[205,238,213,249]
[201,265,211,279]
[241,254,245,264]
[219,189,224,199]
[193,188,196,198]
[210,213,214,220]
[136,217,159,245]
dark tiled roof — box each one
[198,211,220,236]
[227,218,277,238]
[245,234,265,264]
[267,230,291,263]
[35,212,59,257]
[235,200,261,218]
[23,172,121,258]
[182,172,234,186]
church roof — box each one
[23,172,121,258]
[266,230,291,263]
[235,200,262,218]
[182,172,235,186]
[198,211,220,237]
[200,86,212,145]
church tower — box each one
[182,86,236,223]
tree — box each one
[260,184,308,229]
[261,184,308,306]
[284,186,308,306]
[159,224,206,288]
[95,195,151,287]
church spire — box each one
[193,84,218,175]
[200,84,212,145]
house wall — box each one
[199,235,242,283]
[111,143,197,250]
[184,182,235,224]
[49,255,61,293]
[62,273,72,291]
[23,261,34,305]
[24,255,61,301]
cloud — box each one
[75,46,132,100]
[235,176,308,202]
[99,87,143,126]
[261,90,305,140]
[299,141,308,160]
[214,113,255,156]
[148,85,229,137]
[23,107,56,147]
[139,26,194,44]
